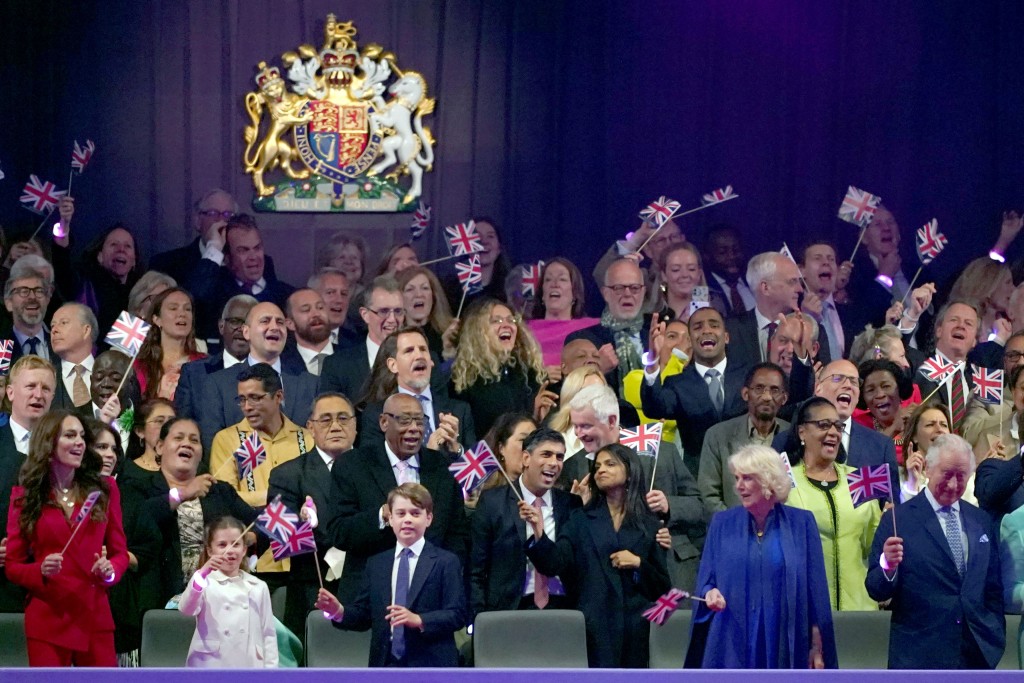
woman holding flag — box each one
[4,409,128,666]
[782,397,882,611]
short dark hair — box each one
[523,427,565,454]
[798,239,837,266]
[236,363,282,395]
[310,391,354,416]
[856,359,914,410]
[744,362,786,388]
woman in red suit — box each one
[5,409,129,666]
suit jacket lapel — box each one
[913,496,959,570]
[407,543,436,606]
[303,451,332,506]
[961,507,986,577]
[583,506,624,598]
[367,450,398,500]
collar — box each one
[398,385,432,402]
[1013,413,1020,441]
[297,339,334,363]
[9,418,31,444]
[923,486,960,515]
[223,350,244,369]
[238,415,295,442]
[519,478,553,507]
[247,355,282,374]
[63,354,95,377]
[395,536,426,559]
[366,336,381,365]
[747,415,780,438]
[210,569,248,584]
[13,328,45,346]
[694,356,728,378]
[316,446,338,470]
[754,307,774,332]
[385,441,420,471]
[236,276,267,290]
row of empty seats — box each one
[0,609,1020,668]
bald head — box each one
[602,259,645,320]
[243,302,287,362]
[561,339,600,375]
[380,393,426,458]
[815,359,860,420]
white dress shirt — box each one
[10,417,31,455]
[923,487,969,564]
[366,337,381,367]
[60,355,94,403]
[316,446,337,472]
[223,351,244,370]
[385,442,420,484]
[296,340,334,376]
[754,307,776,362]
[390,537,426,605]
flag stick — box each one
[229,521,256,550]
[900,267,924,306]
[494,460,524,502]
[688,594,707,603]
[649,449,660,492]
[67,171,74,198]
[418,252,466,267]
[455,286,470,319]
[210,454,238,480]
[60,514,90,554]
[781,241,811,292]
[312,540,324,589]
[28,207,56,242]
[634,196,739,255]
[110,350,140,404]
[889,486,897,538]
[848,227,868,263]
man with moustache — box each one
[308,267,360,347]
[470,427,580,617]
[48,302,98,409]
[269,391,358,640]
[327,393,469,603]
[283,288,334,376]
[5,267,54,363]
[0,356,57,611]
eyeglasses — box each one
[383,412,428,427]
[802,419,845,432]
[365,307,404,320]
[489,315,521,326]
[311,414,355,428]
[145,416,171,426]
[748,384,784,397]
[1006,351,1024,363]
[823,373,859,386]
[9,286,48,299]
[235,393,269,407]
[221,317,246,328]
[604,284,644,295]
[199,209,235,220]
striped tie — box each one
[949,368,966,434]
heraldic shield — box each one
[243,14,436,213]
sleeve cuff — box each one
[201,244,225,265]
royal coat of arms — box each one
[243,14,436,212]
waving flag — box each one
[448,440,500,494]
[778,452,797,489]
[971,365,1004,404]
[837,186,881,228]
[20,175,65,214]
[234,432,266,479]
[619,422,662,458]
[456,255,483,294]
[104,311,151,357]
[916,218,947,265]
[0,339,13,374]
[445,221,484,256]
[643,588,690,626]
[410,204,431,240]
[257,495,299,544]
[270,520,317,560]
[847,464,892,507]
[638,196,680,228]
[74,490,102,524]
[920,354,956,383]
[701,185,738,206]
[71,139,96,174]
[520,261,545,297]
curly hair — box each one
[451,298,546,393]
[135,287,201,400]
[396,266,453,338]
[16,410,109,540]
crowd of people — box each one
[1,186,1023,669]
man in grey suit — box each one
[698,362,790,512]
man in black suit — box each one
[866,434,1004,669]
[48,302,97,410]
[198,301,318,453]
[5,267,55,364]
[470,427,579,619]
[799,240,850,361]
[0,356,57,611]
[567,258,652,395]
[282,288,335,376]
[175,294,256,422]
[703,224,754,315]
[149,188,238,286]
[268,391,358,641]
[843,205,916,335]
[321,275,405,402]
[641,306,749,475]
[327,393,469,603]
[357,327,475,453]
[187,213,295,341]
[727,251,830,369]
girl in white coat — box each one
[179,517,278,667]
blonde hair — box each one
[451,299,546,392]
[8,355,56,385]
[550,366,606,432]
[728,444,791,504]
[848,324,902,365]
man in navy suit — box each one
[866,434,1004,669]
[149,188,238,286]
[641,306,749,475]
[175,294,256,422]
[198,301,318,454]
[5,267,55,364]
[470,427,580,618]
[317,482,468,667]
[773,358,900,495]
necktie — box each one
[72,364,90,407]
[311,353,325,376]
[396,459,412,484]
[391,547,413,660]
[417,395,434,444]
[764,322,778,362]
[728,282,745,312]
[824,302,845,359]
[940,506,965,576]
[949,369,966,434]
[24,338,40,356]
[532,498,549,609]
[705,368,724,415]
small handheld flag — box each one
[916,219,947,266]
[456,255,483,293]
[778,452,797,489]
[234,432,266,480]
[520,261,545,298]
[0,339,13,374]
[410,204,431,240]
[20,175,65,215]
[643,588,689,625]
[838,186,881,228]
[619,422,663,458]
[638,196,681,228]
[104,311,151,357]
[847,464,892,508]
[448,440,500,494]
[257,495,299,544]
[701,186,737,206]
[920,354,956,383]
[971,365,1003,405]
[71,140,96,174]
[445,221,484,257]
[270,520,317,560]
[74,490,102,524]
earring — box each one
[800,440,805,446]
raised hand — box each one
[533,381,559,422]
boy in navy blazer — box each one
[317,483,467,667]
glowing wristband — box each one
[875,274,893,288]
[192,572,209,590]
[104,569,116,584]
[989,250,1005,263]
[52,222,67,239]
[641,351,658,367]
[879,552,892,573]
[169,487,182,505]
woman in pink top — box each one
[526,258,598,378]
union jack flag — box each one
[971,365,1004,404]
[0,339,13,374]
[456,255,483,294]
[778,452,797,489]
[71,139,96,174]
[104,310,151,357]
[837,186,881,228]
[638,196,681,228]
[619,422,662,458]
[74,490,102,524]
[916,218,947,265]
[920,354,956,383]
[643,588,690,626]
[701,185,738,206]
[520,261,545,297]
[448,440,500,494]
[234,432,266,479]
[257,495,299,544]
[445,221,484,256]
[847,464,892,508]
[270,520,317,560]
[780,243,798,264]
[20,175,65,214]
[410,204,431,240]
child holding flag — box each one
[180,516,278,668]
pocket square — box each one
[979,534,990,543]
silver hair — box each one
[62,302,99,344]
[307,266,349,290]
[728,444,792,504]
[193,188,239,214]
[568,383,620,424]
[924,433,976,473]
[220,294,258,321]
[4,267,50,299]
[127,271,177,316]
[361,274,400,309]
[10,254,54,285]
[745,252,784,291]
